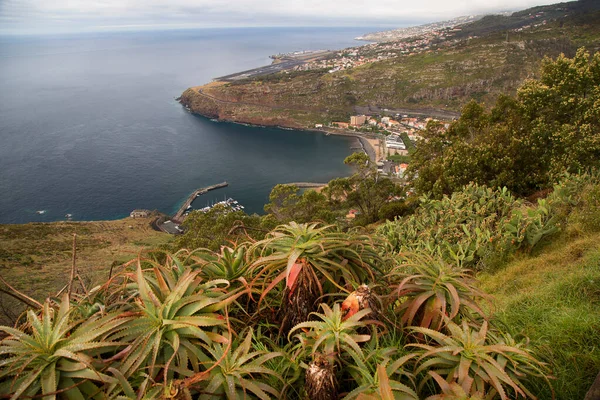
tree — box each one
[408,48,600,198]
[518,48,600,173]
[264,184,338,224]
[176,206,270,251]
[343,152,403,224]
[264,184,301,221]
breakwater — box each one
[173,182,228,222]
[284,182,327,188]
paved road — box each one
[160,220,183,235]
[355,105,460,120]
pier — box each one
[284,182,327,188]
[173,182,228,222]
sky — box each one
[0,0,560,35]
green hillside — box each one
[481,232,600,398]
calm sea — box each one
[0,27,371,224]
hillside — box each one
[180,1,600,128]
[2,3,600,398]
[0,217,172,325]
[481,232,600,398]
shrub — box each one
[410,320,551,399]
[379,183,518,270]
[0,295,126,399]
[385,253,488,330]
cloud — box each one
[0,0,558,34]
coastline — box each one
[2,116,369,226]
[179,86,382,163]
[193,109,379,163]
[314,129,379,162]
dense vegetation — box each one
[409,48,600,198]
[2,37,600,400]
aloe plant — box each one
[345,364,418,400]
[344,345,417,400]
[289,303,372,358]
[305,354,338,400]
[410,320,550,400]
[0,294,127,400]
[197,328,284,399]
[425,371,497,400]
[249,222,384,331]
[109,261,242,387]
[192,244,252,282]
[386,253,487,330]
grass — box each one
[0,217,173,325]
[387,154,411,163]
[479,232,600,399]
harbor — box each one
[195,197,245,214]
[153,182,248,235]
[173,181,229,223]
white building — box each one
[385,134,406,150]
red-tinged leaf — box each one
[446,283,461,319]
[377,364,394,400]
[428,371,452,393]
[457,357,472,384]
[420,298,437,330]
[403,291,434,326]
[461,374,474,395]
[153,266,170,297]
[287,261,303,291]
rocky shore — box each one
[179,83,379,162]
[179,83,310,129]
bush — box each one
[575,184,600,232]
[379,183,519,270]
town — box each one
[286,14,479,74]
[285,9,554,74]
[315,113,451,181]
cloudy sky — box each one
[1,0,559,35]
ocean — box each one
[0,27,372,224]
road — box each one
[355,105,460,120]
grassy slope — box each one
[0,218,172,324]
[480,232,600,399]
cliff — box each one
[180,82,320,129]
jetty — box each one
[284,182,327,188]
[173,182,228,222]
